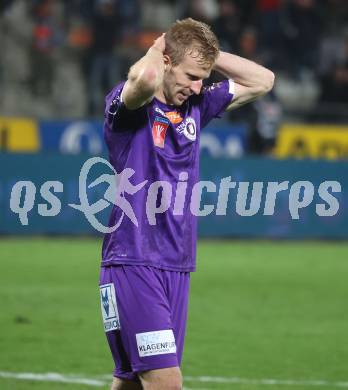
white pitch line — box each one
[0,372,105,386]
[0,371,106,387]
[1,371,348,389]
[185,375,348,388]
[0,371,206,390]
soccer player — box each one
[99,18,274,390]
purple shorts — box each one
[99,265,190,381]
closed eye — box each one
[187,73,200,81]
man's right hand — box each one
[151,33,166,53]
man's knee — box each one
[139,367,182,390]
[111,376,142,390]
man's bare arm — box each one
[122,34,166,110]
[213,51,275,111]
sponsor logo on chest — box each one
[153,108,197,145]
[154,107,183,124]
[152,115,170,148]
[165,111,183,124]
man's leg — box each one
[111,376,142,390]
[137,270,189,390]
[139,367,182,390]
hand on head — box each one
[152,33,166,53]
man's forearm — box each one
[213,51,274,91]
[122,34,166,109]
[128,46,165,93]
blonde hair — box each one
[165,18,219,67]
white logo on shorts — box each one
[100,283,120,332]
[136,329,176,357]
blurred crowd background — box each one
[0,0,348,238]
[0,0,347,154]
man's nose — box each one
[190,80,202,95]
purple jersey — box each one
[102,79,234,272]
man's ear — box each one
[163,54,172,70]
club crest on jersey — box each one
[165,111,183,124]
[152,115,170,148]
[176,117,196,141]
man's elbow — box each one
[249,70,275,101]
[262,70,275,94]
[130,67,162,95]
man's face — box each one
[162,52,212,106]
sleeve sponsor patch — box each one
[100,283,120,332]
[136,329,176,357]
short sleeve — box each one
[104,81,147,133]
[199,79,235,128]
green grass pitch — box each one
[0,238,348,389]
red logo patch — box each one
[152,116,170,148]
